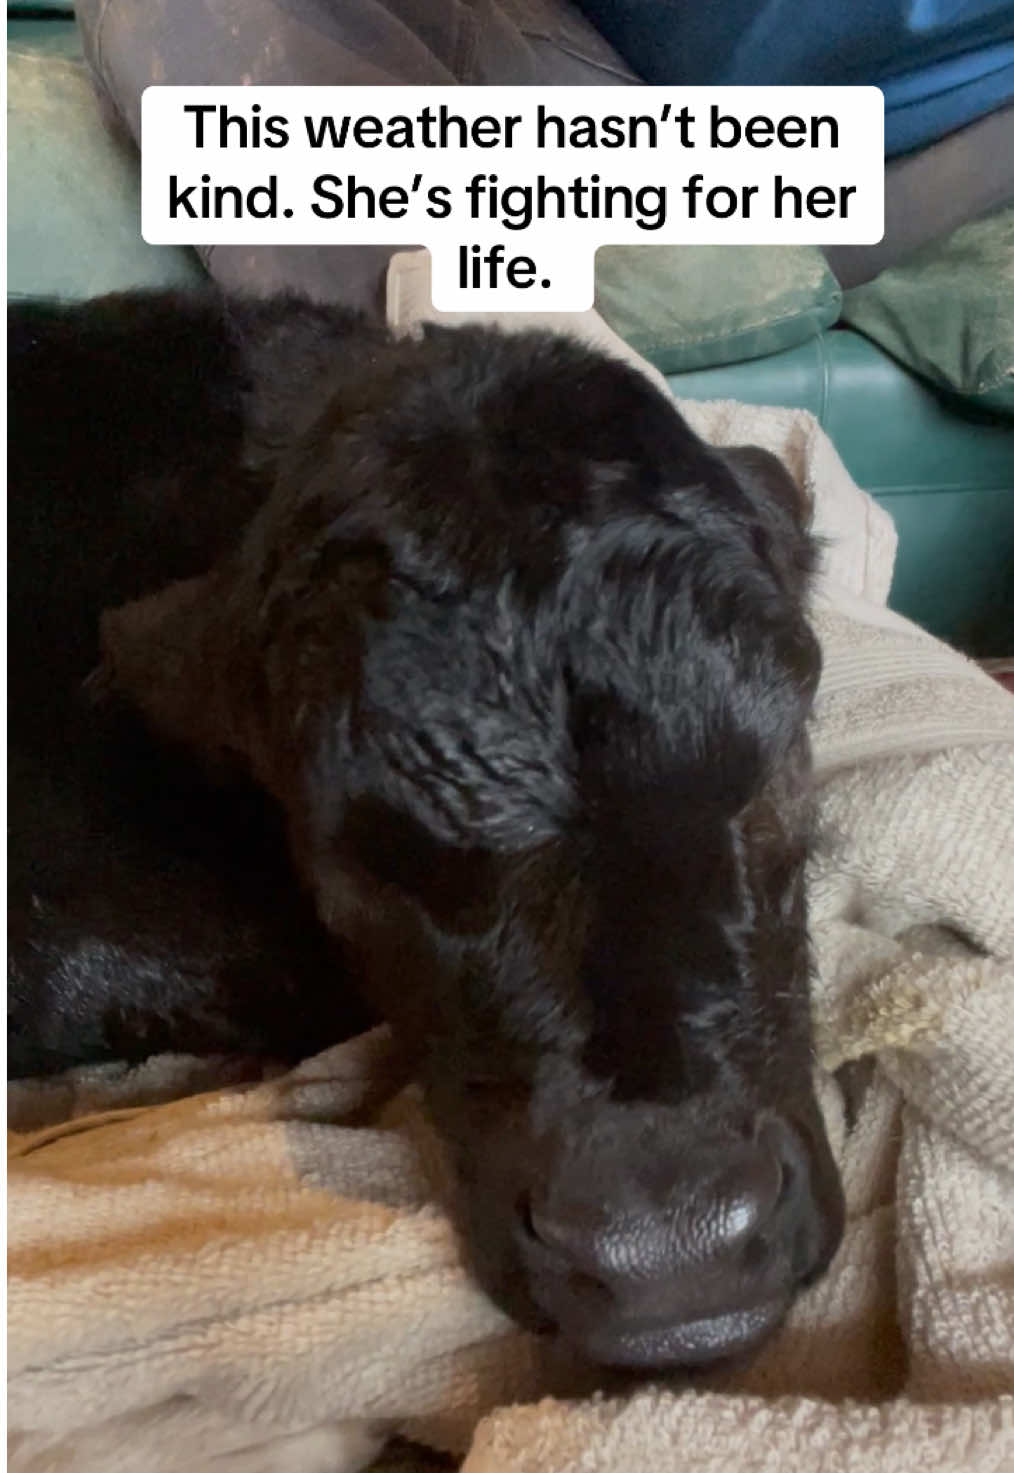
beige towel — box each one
[8,271,1014,1472]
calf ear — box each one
[93,525,394,798]
[91,572,251,778]
[720,444,817,599]
[722,444,812,529]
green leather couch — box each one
[9,10,1013,655]
[666,333,1013,654]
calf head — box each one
[99,325,844,1369]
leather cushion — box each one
[7,36,202,301]
[842,207,1014,414]
[595,245,842,374]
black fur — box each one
[8,293,377,1071]
[8,290,844,1370]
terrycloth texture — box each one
[8,286,1014,1473]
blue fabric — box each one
[571,1,1014,155]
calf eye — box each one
[462,1077,528,1114]
[341,795,500,931]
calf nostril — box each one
[516,1194,612,1298]
[758,1118,805,1214]
[517,1192,539,1243]
[517,1194,581,1256]
[752,1116,832,1281]
[740,1230,772,1273]
[520,1198,589,1257]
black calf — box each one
[8,291,843,1369]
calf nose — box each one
[525,1141,780,1273]
[517,1117,826,1366]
